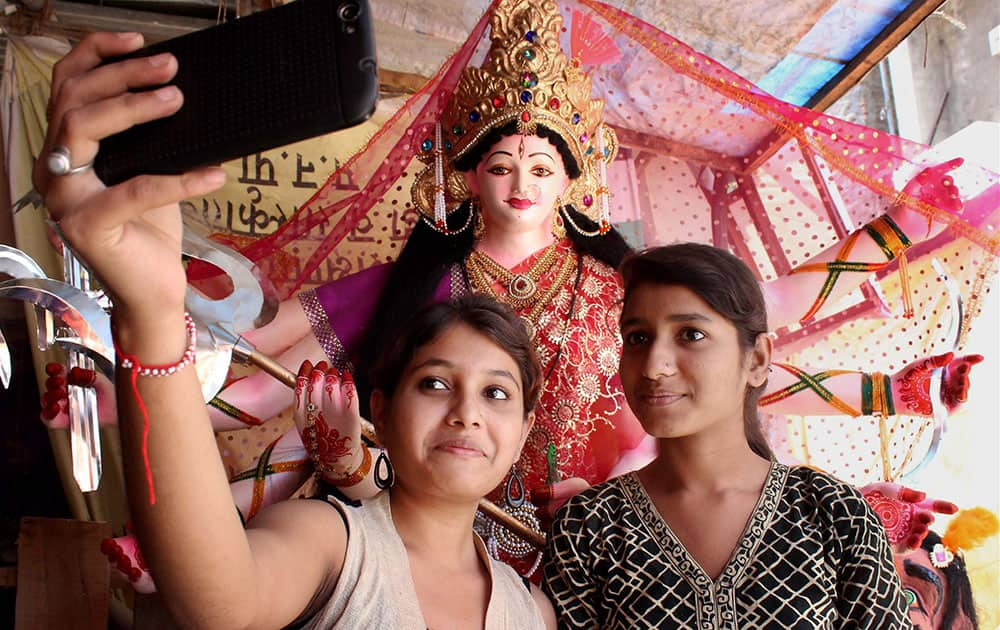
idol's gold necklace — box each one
[465,242,575,335]
[466,242,560,310]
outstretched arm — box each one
[38,33,342,628]
[758,353,983,417]
[763,159,964,329]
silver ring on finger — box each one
[46,145,94,176]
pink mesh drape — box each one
[235,0,998,484]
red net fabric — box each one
[230,0,998,485]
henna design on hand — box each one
[313,413,354,460]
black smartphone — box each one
[94,0,378,185]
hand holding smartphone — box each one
[94,0,378,186]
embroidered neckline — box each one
[622,461,789,593]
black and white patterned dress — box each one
[543,462,911,629]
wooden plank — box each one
[744,0,948,173]
[15,517,111,630]
[616,127,744,173]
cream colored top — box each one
[299,492,546,629]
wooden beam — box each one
[378,68,430,96]
[741,127,789,175]
[726,209,763,281]
[772,299,878,354]
[797,137,848,236]
[804,0,947,112]
[744,0,947,173]
[616,127,744,173]
[683,161,763,280]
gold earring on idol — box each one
[472,198,485,240]
[551,196,566,239]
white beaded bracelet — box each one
[116,313,197,377]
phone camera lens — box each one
[338,2,360,22]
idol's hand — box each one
[36,32,225,331]
[293,361,366,485]
[531,477,590,519]
[39,362,118,429]
[891,157,964,239]
[861,482,957,553]
[101,530,156,594]
[892,352,984,416]
[941,353,983,411]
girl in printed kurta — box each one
[544,243,911,629]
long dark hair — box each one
[619,243,773,459]
[354,122,632,414]
[370,294,542,417]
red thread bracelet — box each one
[113,313,197,505]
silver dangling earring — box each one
[505,466,526,508]
[374,447,395,490]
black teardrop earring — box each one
[374,448,395,490]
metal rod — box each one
[477,498,547,550]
